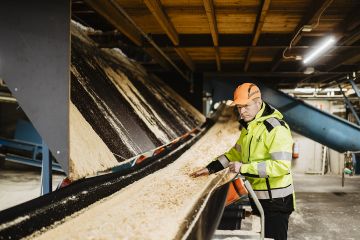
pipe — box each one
[108,0,190,82]
[244,180,265,240]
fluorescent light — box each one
[295,88,318,93]
[294,87,346,93]
[303,36,335,64]
[323,88,346,92]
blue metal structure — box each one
[203,76,360,153]
[338,82,360,125]
[0,120,63,173]
[260,85,360,152]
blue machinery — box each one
[204,75,360,153]
[261,84,360,152]
[0,120,64,194]
[0,1,70,195]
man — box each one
[191,83,295,240]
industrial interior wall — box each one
[291,100,344,175]
[68,22,205,180]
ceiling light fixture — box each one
[302,25,313,32]
[303,36,335,64]
[304,67,315,74]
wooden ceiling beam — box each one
[328,8,360,46]
[203,0,221,71]
[144,0,195,71]
[203,0,219,46]
[174,48,195,71]
[271,0,334,72]
[144,33,292,47]
[327,49,360,72]
[338,25,360,46]
[297,7,360,85]
[297,52,359,85]
[291,0,334,46]
[319,75,348,89]
[143,0,178,45]
[85,0,142,46]
[244,0,271,72]
[298,24,360,84]
[215,47,221,71]
[85,0,175,71]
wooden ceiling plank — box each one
[327,49,360,72]
[215,47,221,71]
[271,0,334,71]
[298,10,360,85]
[203,0,219,47]
[144,0,195,71]
[144,0,179,45]
[244,0,271,72]
[86,0,175,71]
[174,48,195,71]
[291,0,334,46]
[203,0,221,71]
[85,0,142,46]
[338,25,360,46]
[252,0,271,47]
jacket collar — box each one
[239,102,275,129]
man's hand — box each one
[190,168,209,178]
[229,162,242,173]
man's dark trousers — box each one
[251,194,294,240]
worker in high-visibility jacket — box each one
[191,83,295,240]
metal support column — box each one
[348,78,360,98]
[338,83,360,125]
[41,142,52,195]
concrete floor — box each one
[1,163,360,239]
[0,162,65,211]
[288,173,360,240]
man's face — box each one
[236,100,262,122]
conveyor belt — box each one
[71,24,205,163]
[0,130,203,240]
[0,106,234,240]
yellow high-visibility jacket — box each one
[207,102,294,201]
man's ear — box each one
[255,99,262,109]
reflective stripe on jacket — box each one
[213,102,294,200]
